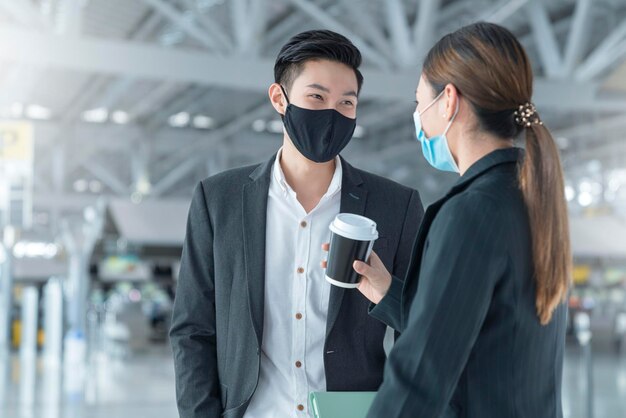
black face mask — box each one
[280,86,357,163]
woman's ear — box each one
[268,83,286,115]
[442,83,459,121]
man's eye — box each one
[310,94,323,100]
[343,100,354,106]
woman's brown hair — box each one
[422,22,572,325]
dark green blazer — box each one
[368,148,567,418]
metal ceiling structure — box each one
[0,0,624,231]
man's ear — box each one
[268,83,287,115]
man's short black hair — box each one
[274,30,364,95]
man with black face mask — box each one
[170,30,424,418]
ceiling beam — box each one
[525,0,563,77]
[263,0,335,49]
[181,0,234,51]
[412,0,442,63]
[553,113,626,139]
[575,19,626,81]
[483,0,529,24]
[339,0,394,63]
[0,0,50,30]
[561,0,593,76]
[83,160,131,196]
[385,0,413,67]
[140,0,226,52]
[0,25,625,111]
[284,0,392,69]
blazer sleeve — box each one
[170,182,222,418]
[369,189,424,332]
[368,274,405,331]
[367,193,509,418]
[392,189,424,280]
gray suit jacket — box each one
[170,154,423,418]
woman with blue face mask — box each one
[323,22,572,417]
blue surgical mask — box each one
[413,90,460,173]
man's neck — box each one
[279,139,336,213]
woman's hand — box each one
[321,243,392,304]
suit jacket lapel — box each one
[326,158,367,339]
[242,155,275,347]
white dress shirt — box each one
[244,149,342,418]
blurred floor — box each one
[563,341,626,418]
[0,345,178,418]
[0,343,624,418]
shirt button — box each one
[300,221,307,228]
[297,267,305,274]
[295,361,302,368]
[295,313,303,320]
[297,404,305,411]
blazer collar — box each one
[242,154,275,347]
[448,147,524,195]
[248,153,277,182]
[339,156,364,188]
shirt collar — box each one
[272,148,343,198]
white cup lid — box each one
[329,213,378,242]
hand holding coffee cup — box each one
[321,243,392,305]
[322,214,392,303]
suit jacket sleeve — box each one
[392,189,424,280]
[170,182,221,418]
[369,189,424,332]
[367,192,509,418]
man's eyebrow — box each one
[306,83,330,93]
[306,84,358,98]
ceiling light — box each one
[267,120,284,134]
[84,206,98,223]
[73,179,88,193]
[160,29,184,47]
[169,112,190,128]
[111,110,130,124]
[89,180,103,193]
[577,192,593,207]
[579,180,592,193]
[83,107,108,123]
[135,177,152,195]
[252,119,266,132]
[193,115,214,129]
[26,104,52,120]
[13,241,58,259]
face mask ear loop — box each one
[278,85,291,122]
[442,97,460,136]
[279,85,291,106]
[419,89,445,117]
